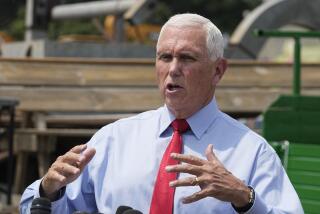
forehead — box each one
[157,26,207,54]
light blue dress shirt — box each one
[20,98,303,214]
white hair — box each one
[157,13,224,61]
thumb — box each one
[79,147,96,169]
[205,144,215,161]
[205,144,223,165]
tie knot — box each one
[171,119,190,133]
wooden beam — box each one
[16,128,97,137]
[1,58,320,87]
[1,86,320,113]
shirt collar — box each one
[159,97,219,139]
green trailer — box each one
[256,30,320,214]
[264,95,320,213]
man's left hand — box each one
[166,144,250,207]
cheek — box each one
[156,69,166,90]
[185,72,212,94]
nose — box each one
[168,58,181,77]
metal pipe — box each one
[254,29,320,38]
[293,37,301,96]
[51,0,135,20]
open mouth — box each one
[167,83,182,91]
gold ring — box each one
[191,176,199,186]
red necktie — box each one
[150,119,190,214]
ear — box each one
[212,58,227,85]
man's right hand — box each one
[41,144,96,200]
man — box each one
[20,13,303,213]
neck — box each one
[169,96,214,119]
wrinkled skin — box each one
[41,144,95,200]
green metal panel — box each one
[259,30,320,213]
[264,95,320,212]
[263,95,320,111]
[290,144,320,158]
[288,171,320,186]
[301,199,320,214]
[270,142,320,213]
[295,185,320,201]
[263,95,320,143]
[288,157,320,172]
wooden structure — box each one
[0,98,19,204]
[0,57,320,192]
[1,57,320,114]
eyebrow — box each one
[156,50,201,57]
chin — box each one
[165,100,184,112]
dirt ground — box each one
[0,193,20,214]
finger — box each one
[47,169,67,184]
[205,144,222,166]
[58,152,82,165]
[182,188,211,204]
[54,162,80,176]
[169,176,200,187]
[78,147,96,168]
[166,163,202,175]
[205,144,215,161]
[70,144,86,154]
[170,153,205,166]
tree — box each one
[158,0,262,34]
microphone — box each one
[123,210,143,214]
[116,206,133,214]
[30,197,51,214]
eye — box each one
[158,53,172,62]
[179,54,196,62]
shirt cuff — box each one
[246,192,268,214]
[36,179,67,207]
[39,182,66,202]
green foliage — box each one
[159,0,262,33]
[1,6,26,40]
[48,19,101,40]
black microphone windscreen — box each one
[123,210,143,214]
[30,197,51,214]
[116,205,133,214]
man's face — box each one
[156,26,225,118]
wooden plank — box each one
[0,86,162,112]
[224,64,320,88]
[2,86,320,113]
[1,58,320,88]
[0,60,157,86]
[44,113,134,125]
[16,128,97,137]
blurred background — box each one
[1,0,319,61]
[0,0,320,213]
